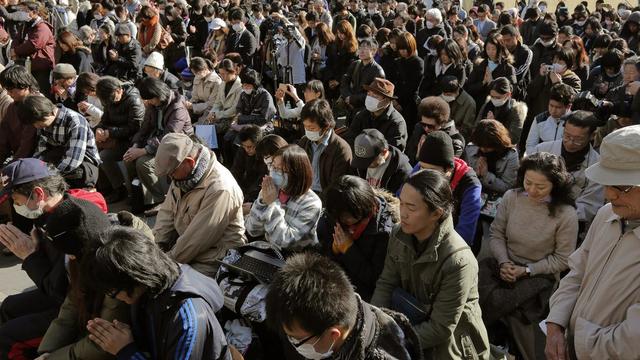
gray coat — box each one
[464,145,519,196]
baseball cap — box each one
[352,129,388,169]
[0,158,54,204]
[155,133,196,177]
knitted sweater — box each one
[489,189,578,276]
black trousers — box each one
[0,289,60,360]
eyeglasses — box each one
[106,289,121,299]
[563,134,588,146]
[288,333,318,348]
[611,185,636,194]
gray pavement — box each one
[0,254,34,302]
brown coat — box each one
[0,102,37,164]
[298,130,352,194]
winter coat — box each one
[511,42,533,100]
[132,91,193,155]
[225,29,257,67]
[12,18,55,71]
[191,71,222,115]
[116,265,231,360]
[236,87,276,126]
[340,59,386,109]
[209,77,243,121]
[476,98,528,145]
[106,38,142,81]
[96,83,145,144]
[406,121,466,163]
[154,151,246,277]
[371,216,490,359]
[416,24,447,58]
[298,130,353,194]
[58,47,94,74]
[138,17,162,54]
[450,90,477,140]
[420,58,467,98]
[464,145,519,196]
[465,59,517,103]
[346,105,408,152]
[352,146,412,195]
[0,101,36,164]
[317,190,400,301]
[230,150,268,203]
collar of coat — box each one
[394,215,455,264]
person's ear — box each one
[32,187,46,202]
[328,327,342,342]
[185,157,197,168]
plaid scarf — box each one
[173,145,210,193]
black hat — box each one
[417,131,454,169]
[44,197,111,257]
[352,129,388,169]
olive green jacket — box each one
[371,216,490,360]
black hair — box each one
[300,99,336,129]
[565,110,599,133]
[499,24,519,37]
[16,95,56,124]
[88,226,180,297]
[13,164,68,197]
[0,65,39,91]
[239,68,261,88]
[256,134,288,158]
[265,252,358,335]
[189,57,215,72]
[554,47,576,69]
[601,49,624,71]
[437,39,465,66]
[137,77,171,103]
[404,169,453,221]
[517,152,575,216]
[549,83,576,106]
[237,124,263,144]
[203,4,216,17]
[228,7,245,21]
[324,175,377,222]
[95,76,123,104]
[76,72,100,94]
[592,33,612,49]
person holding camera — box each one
[273,11,307,87]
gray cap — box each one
[155,133,196,177]
[352,129,388,169]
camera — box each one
[572,91,616,126]
[545,65,555,73]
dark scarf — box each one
[561,143,589,172]
[333,295,378,360]
[478,148,509,174]
[173,145,211,193]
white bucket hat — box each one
[586,125,640,186]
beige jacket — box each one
[153,151,247,277]
[191,71,222,115]
[547,203,640,359]
[208,77,242,120]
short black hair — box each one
[554,47,575,69]
[228,7,245,21]
[300,99,336,130]
[239,68,261,88]
[419,96,450,125]
[266,252,358,335]
[517,152,575,216]
[601,49,624,71]
[0,65,39,91]
[96,76,123,104]
[256,134,288,158]
[17,95,56,124]
[405,169,453,221]
[549,83,576,106]
[324,175,377,222]
[565,110,599,133]
[499,24,519,37]
[137,77,171,103]
[238,124,263,144]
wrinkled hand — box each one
[78,101,90,114]
[332,223,354,254]
[122,147,146,162]
[274,88,286,102]
[545,323,569,360]
[108,49,118,60]
[627,81,640,96]
[260,176,278,204]
[206,112,217,124]
[0,224,38,260]
[87,318,134,355]
[286,84,299,99]
[483,66,492,84]
[184,101,192,110]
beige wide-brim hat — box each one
[585,125,640,186]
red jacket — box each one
[13,19,55,71]
[67,189,108,213]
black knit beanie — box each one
[44,197,111,258]
[418,131,455,169]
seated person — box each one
[317,175,399,301]
[486,152,578,360]
[105,24,142,81]
[142,51,183,93]
[230,125,268,209]
[439,75,476,140]
[371,170,490,358]
[298,99,352,195]
[255,133,288,170]
[525,83,575,155]
[94,76,145,203]
[49,63,78,106]
[126,77,193,211]
[203,59,242,154]
[350,129,411,195]
[414,131,482,246]
[275,80,325,121]
[345,78,408,152]
[17,96,101,189]
[185,57,222,123]
[245,144,322,251]
[153,133,246,277]
[406,96,465,163]
[74,73,104,128]
[86,226,230,359]
[266,252,421,359]
[475,77,527,145]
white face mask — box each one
[14,11,31,22]
[425,21,434,29]
[305,129,322,142]
[365,95,383,112]
[574,19,585,26]
[441,94,456,102]
[232,22,244,32]
[538,5,546,12]
[491,96,508,107]
[288,335,335,360]
[13,191,44,219]
[243,88,253,95]
[540,39,555,47]
[553,63,566,73]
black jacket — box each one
[406,122,466,163]
[236,87,276,126]
[116,265,230,360]
[225,29,257,67]
[465,59,517,102]
[323,43,357,84]
[420,57,467,98]
[416,24,448,59]
[346,105,408,152]
[59,47,94,74]
[230,151,268,203]
[529,41,561,82]
[106,39,142,81]
[96,84,145,143]
[352,146,412,195]
[317,191,399,302]
[22,228,68,306]
[341,59,385,109]
[510,42,533,100]
[161,70,183,94]
[392,55,424,121]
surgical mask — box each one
[441,94,456,102]
[426,21,434,29]
[305,129,322,142]
[270,170,288,189]
[540,39,555,47]
[243,88,253,95]
[14,11,31,22]
[491,96,508,107]
[232,22,244,32]
[538,5,546,12]
[13,191,44,219]
[574,19,585,27]
[365,95,383,112]
[553,63,566,73]
[288,335,335,360]
[94,14,103,20]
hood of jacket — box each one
[169,264,224,312]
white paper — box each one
[539,320,548,336]
[195,125,219,149]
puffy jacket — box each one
[106,38,142,81]
[191,71,222,115]
[476,98,528,145]
[96,83,145,143]
[12,18,55,71]
[236,87,276,126]
[371,217,490,359]
[345,106,408,152]
[352,145,412,195]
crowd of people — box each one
[0,0,638,358]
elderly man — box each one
[153,133,246,277]
[545,125,640,359]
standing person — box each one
[323,20,358,101]
[86,226,231,360]
[545,126,640,360]
[392,31,423,131]
[371,169,490,359]
[106,24,142,81]
[17,96,101,189]
[473,4,496,41]
[499,25,533,101]
[465,33,517,104]
[10,1,55,95]
[340,38,385,112]
[415,8,447,58]
[226,8,257,67]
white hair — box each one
[425,8,443,24]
